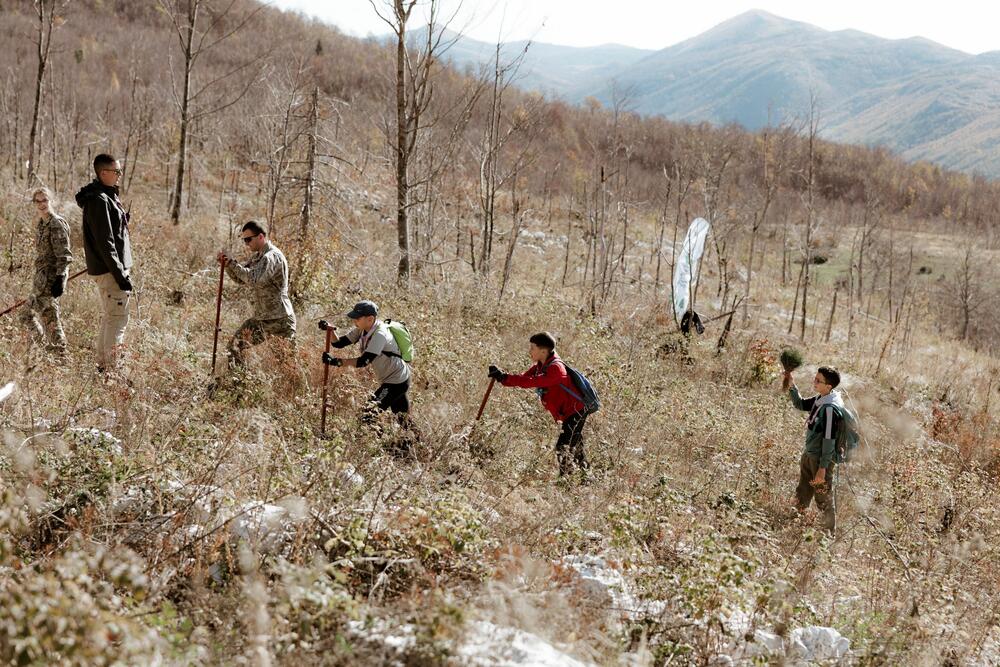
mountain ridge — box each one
[420,11,1000,176]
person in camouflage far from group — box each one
[217,220,296,366]
[20,186,72,355]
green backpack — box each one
[829,403,861,463]
[382,319,414,363]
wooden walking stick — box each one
[320,324,335,435]
[211,257,225,375]
[462,378,497,448]
[0,268,87,317]
[475,378,496,422]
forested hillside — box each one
[1,1,999,665]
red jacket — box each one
[501,353,585,422]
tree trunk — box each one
[825,288,838,342]
[27,0,55,184]
[300,86,318,243]
[394,0,411,281]
[170,1,198,226]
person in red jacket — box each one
[489,332,589,477]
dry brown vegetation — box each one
[1,1,1000,665]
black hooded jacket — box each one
[75,180,132,286]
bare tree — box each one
[157,0,265,225]
[300,85,318,243]
[474,37,541,276]
[27,0,70,184]
[788,95,822,340]
[255,62,311,235]
[742,124,791,324]
[371,0,460,281]
[122,68,155,195]
[698,127,739,309]
[0,68,22,177]
[944,245,994,343]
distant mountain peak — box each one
[707,8,816,37]
[663,8,821,55]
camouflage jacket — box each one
[32,213,73,294]
[225,241,295,322]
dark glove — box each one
[117,276,134,292]
[322,352,342,367]
[318,319,331,331]
[488,365,506,381]
[51,277,65,298]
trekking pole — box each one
[475,378,496,422]
[320,324,335,435]
[210,257,225,375]
[0,268,88,318]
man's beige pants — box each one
[93,273,130,368]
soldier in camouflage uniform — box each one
[217,220,296,366]
[20,187,72,355]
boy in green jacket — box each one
[783,365,843,535]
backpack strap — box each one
[558,383,584,402]
[365,321,403,359]
[544,357,583,402]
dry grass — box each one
[1,176,999,667]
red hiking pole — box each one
[462,378,497,448]
[0,268,87,317]
[475,378,496,422]
[211,257,225,375]
[320,325,335,435]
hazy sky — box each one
[271,0,1000,54]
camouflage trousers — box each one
[19,293,67,353]
[228,315,296,366]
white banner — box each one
[672,217,711,321]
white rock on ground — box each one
[561,554,665,620]
[725,611,850,664]
[787,626,851,663]
[228,501,299,555]
[338,463,365,488]
[346,617,595,667]
[65,427,123,455]
[458,620,594,667]
[974,629,1000,665]
[345,618,416,667]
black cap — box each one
[345,300,378,319]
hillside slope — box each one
[0,1,999,665]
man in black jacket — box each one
[75,153,133,373]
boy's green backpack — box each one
[830,404,861,463]
[382,319,414,363]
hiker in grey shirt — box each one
[217,220,296,366]
[320,300,411,418]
